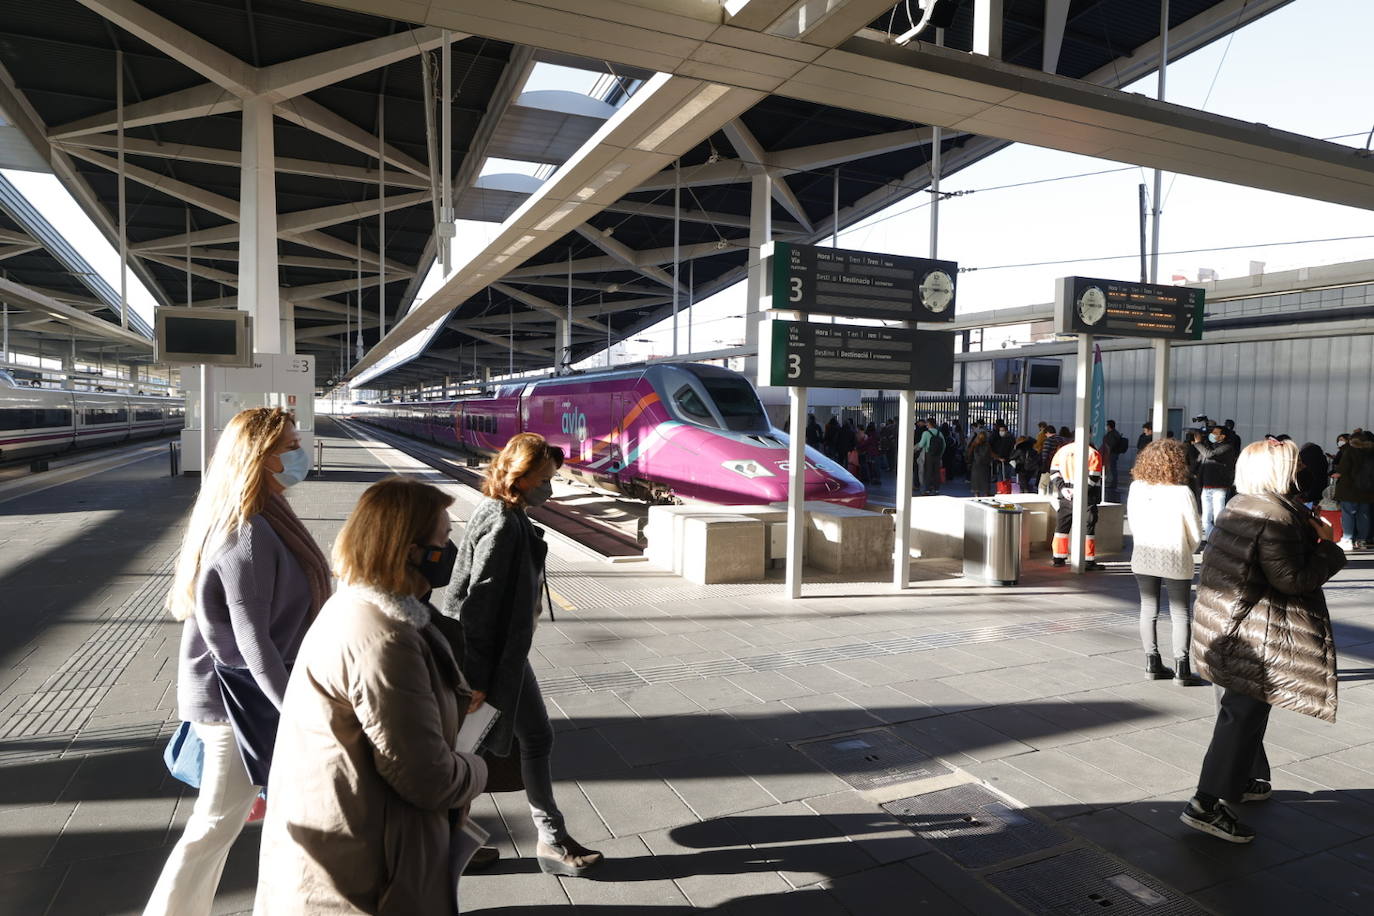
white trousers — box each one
[144,722,259,916]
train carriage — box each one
[0,371,184,463]
[355,363,865,508]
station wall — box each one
[1015,333,1374,451]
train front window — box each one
[701,378,768,431]
[673,386,715,426]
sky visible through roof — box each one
[624,0,1374,358]
[7,2,1373,384]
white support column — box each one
[743,172,772,380]
[555,319,570,374]
[1042,0,1072,73]
[786,382,806,599]
[116,49,128,329]
[239,96,282,353]
[672,158,680,356]
[440,31,453,274]
[1071,334,1092,572]
[974,0,1004,58]
[1151,0,1171,443]
[63,337,75,390]
[377,91,386,339]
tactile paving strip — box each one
[0,555,174,741]
[534,612,1128,697]
[797,728,951,791]
[882,783,1067,870]
[987,848,1207,914]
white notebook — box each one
[455,703,500,754]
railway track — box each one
[333,418,644,558]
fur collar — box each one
[343,583,430,629]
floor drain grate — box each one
[987,848,1207,914]
[797,728,950,792]
[882,783,1066,869]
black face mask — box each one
[415,540,458,589]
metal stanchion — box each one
[315,438,324,477]
[169,441,180,477]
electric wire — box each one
[960,233,1374,274]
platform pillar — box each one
[239,96,283,355]
[555,318,571,374]
[743,172,772,380]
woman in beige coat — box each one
[256,477,487,914]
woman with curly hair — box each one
[441,433,603,877]
[1127,439,1203,684]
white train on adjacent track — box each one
[0,370,185,463]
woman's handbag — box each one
[213,662,280,788]
[163,721,205,788]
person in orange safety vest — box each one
[1050,436,1104,569]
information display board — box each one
[765,241,958,322]
[760,319,955,390]
[1054,276,1204,340]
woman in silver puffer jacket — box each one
[1180,438,1346,844]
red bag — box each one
[995,479,1013,495]
[1320,508,1343,543]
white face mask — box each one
[272,447,311,488]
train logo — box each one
[561,408,588,441]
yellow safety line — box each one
[547,587,577,612]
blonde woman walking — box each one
[146,407,330,916]
[1127,439,1203,683]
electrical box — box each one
[179,353,315,473]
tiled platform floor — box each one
[3,418,1374,915]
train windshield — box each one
[700,377,768,432]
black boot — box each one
[1145,653,1174,680]
[1174,656,1204,686]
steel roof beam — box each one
[492,282,610,333]
[573,225,686,293]
[75,0,259,98]
[600,199,805,235]
[62,145,241,220]
[0,243,41,261]
[0,273,149,347]
[48,83,242,140]
[54,135,431,190]
[722,119,812,231]
[461,326,553,358]
[274,96,429,179]
[256,27,450,102]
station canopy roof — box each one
[0,0,1331,390]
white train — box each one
[0,370,184,463]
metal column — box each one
[1071,334,1093,572]
[743,173,773,381]
[1151,0,1171,442]
[239,96,281,354]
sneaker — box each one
[1337,538,1354,552]
[1241,778,1273,803]
[1179,797,1255,844]
[1052,557,1067,567]
[536,837,603,876]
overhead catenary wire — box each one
[960,233,1374,273]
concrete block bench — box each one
[772,501,894,574]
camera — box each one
[1191,414,1211,425]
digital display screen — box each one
[1026,362,1062,393]
[164,316,238,356]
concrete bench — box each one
[772,501,894,574]
[989,494,1123,557]
[679,514,765,584]
[905,495,966,559]
[644,505,732,574]
[720,505,790,567]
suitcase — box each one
[1319,508,1343,543]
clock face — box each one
[1077,286,1107,326]
[919,270,954,313]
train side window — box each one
[136,409,161,421]
[485,416,494,434]
[673,386,715,425]
[44,409,72,428]
[0,408,32,431]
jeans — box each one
[1105,456,1120,503]
[144,723,258,916]
[1200,487,1228,540]
[1197,687,1271,801]
[1341,501,1372,543]
[512,661,567,845]
[1134,574,1192,659]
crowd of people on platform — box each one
[149,401,1371,914]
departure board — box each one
[1055,276,1205,340]
[765,241,958,322]
[760,319,955,390]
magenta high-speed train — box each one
[352,363,866,508]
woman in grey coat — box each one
[443,433,602,877]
